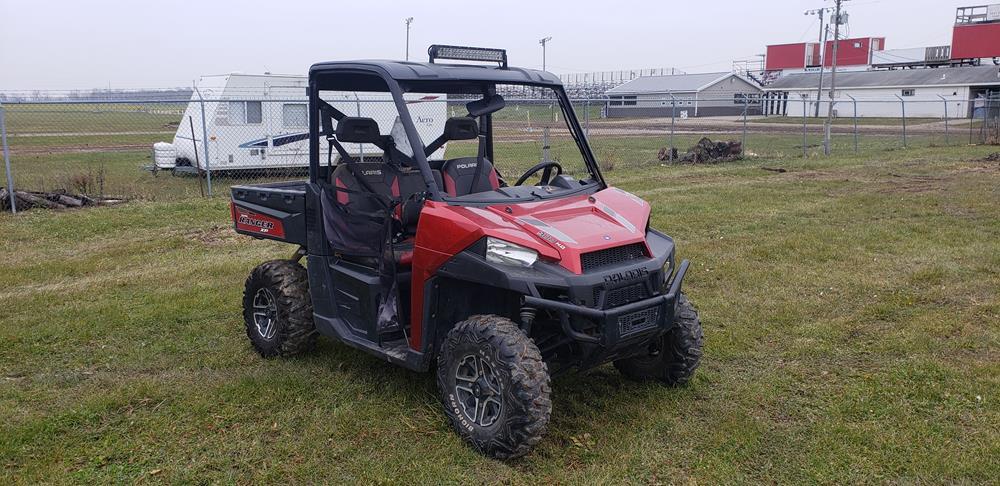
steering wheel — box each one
[514,161,563,186]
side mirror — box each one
[466,94,506,117]
[335,117,381,143]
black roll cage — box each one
[307,63,606,203]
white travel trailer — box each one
[154,73,448,172]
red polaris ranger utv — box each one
[231,46,702,458]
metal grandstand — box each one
[732,57,779,87]
[495,67,687,99]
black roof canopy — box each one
[308,60,562,93]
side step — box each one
[313,313,429,372]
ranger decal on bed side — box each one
[232,203,286,238]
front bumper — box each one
[432,229,686,369]
[523,259,689,362]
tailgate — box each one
[230,182,307,245]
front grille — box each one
[594,282,649,309]
[619,307,660,338]
[580,243,647,272]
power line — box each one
[404,17,414,61]
[805,6,833,117]
[539,36,552,71]
[824,0,850,155]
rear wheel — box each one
[437,315,551,459]
[614,293,703,386]
[242,260,316,357]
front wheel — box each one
[614,293,703,386]
[437,315,552,459]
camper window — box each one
[228,101,263,124]
[246,102,262,124]
[282,104,307,128]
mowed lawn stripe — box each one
[1,146,998,483]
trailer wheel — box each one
[614,293,703,386]
[242,260,316,357]
[437,315,551,459]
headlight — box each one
[486,237,538,267]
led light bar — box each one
[427,44,508,68]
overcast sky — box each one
[0,0,978,90]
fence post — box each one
[584,96,590,137]
[970,99,976,145]
[896,94,907,149]
[938,94,949,146]
[355,94,365,161]
[542,127,551,162]
[802,95,808,158]
[846,94,858,154]
[669,93,676,162]
[195,88,213,197]
[0,104,16,214]
[984,96,1000,143]
[741,94,749,157]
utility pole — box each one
[539,36,552,71]
[823,0,848,155]
[805,7,832,117]
[404,17,414,61]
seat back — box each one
[331,162,426,235]
[439,157,500,196]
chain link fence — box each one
[2,93,998,213]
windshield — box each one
[442,85,594,192]
[316,82,601,204]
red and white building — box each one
[765,37,885,74]
[952,4,1000,60]
[763,4,1000,79]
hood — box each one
[481,187,651,274]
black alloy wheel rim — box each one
[252,288,278,340]
[454,354,504,427]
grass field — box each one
[3,104,184,135]
[2,143,998,483]
[5,126,967,202]
[5,100,991,204]
[752,116,944,126]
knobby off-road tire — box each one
[614,293,703,386]
[242,260,316,357]
[437,315,552,459]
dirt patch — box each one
[977,152,1000,162]
[787,170,856,184]
[778,167,972,197]
[10,144,150,155]
[878,173,947,194]
[184,224,245,247]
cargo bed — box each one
[230,181,308,245]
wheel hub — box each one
[252,288,278,340]
[454,354,503,427]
